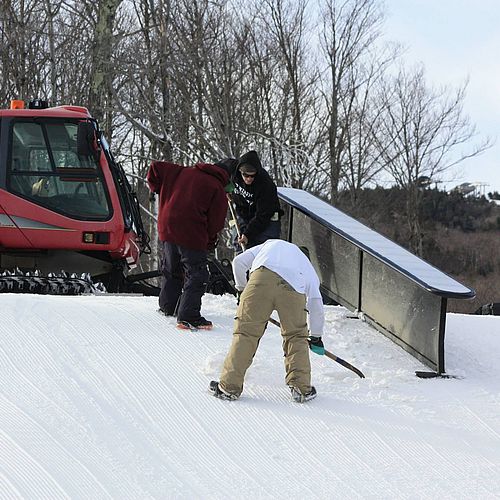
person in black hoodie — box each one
[230,150,282,249]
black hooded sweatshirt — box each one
[231,151,282,240]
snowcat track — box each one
[0,271,100,295]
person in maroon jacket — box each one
[147,158,236,330]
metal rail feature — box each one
[278,187,475,375]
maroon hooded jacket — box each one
[147,161,229,251]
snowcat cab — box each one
[0,99,151,293]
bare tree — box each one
[43,0,62,103]
[113,0,175,160]
[88,0,123,137]
[0,0,51,102]
[318,0,385,202]
[340,43,400,206]
[115,0,242,164]
[48,2,94,105]
[235,0,323,191]
[376,65,492,255]
[168,0,269,161]
[260,0,309,186]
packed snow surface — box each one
[0,293,499,499]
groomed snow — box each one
[0,293,499,499]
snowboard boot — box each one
[290,386,317,403]
[177,317,213,331]
[209,381,239,401]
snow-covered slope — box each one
[1,293,499,499]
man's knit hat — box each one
[238,150,261,174]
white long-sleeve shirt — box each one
[232,239,325,336]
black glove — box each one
[209,278,227,295]
[308,336,325,355]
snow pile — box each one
[0,293,499,498]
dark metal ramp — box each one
[278,187,475,375]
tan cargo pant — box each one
[220,267,311,397]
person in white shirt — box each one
[209,239,325,403]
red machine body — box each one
[0,101,149,291]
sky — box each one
[1,292,499,498]
[383,0,500,195]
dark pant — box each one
[159,241,209,322]
[233,217,281,250]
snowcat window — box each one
[8,121,111,220]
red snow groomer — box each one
[0,99,152,294]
